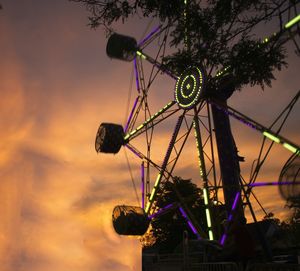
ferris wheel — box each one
[94,0,300,246]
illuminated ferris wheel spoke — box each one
[209,99,300,155]
[214,12,300,80]
[125,143,168,176]
[249,181,300,187]
[136,50,178,80]
[106,31,177,80]
[165,117,194,174]
[193,108,214,240]
[145,114,185,214]
[138,24,164,48]
[124,100,178,142]
[124,96,140,133]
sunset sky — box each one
[0,1,299,271]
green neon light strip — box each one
[217,102,300,156]
[146,173,163,213]
[263,131,280,143]
[149,187,156,201]
[193,121,204,178]
[203,188,209,205]
[215,15,299,78]
[145,202,151,213]
[124,101,175,141]
[154,173,162,188]
[194,118,214,240]
[149,174,162,202]
[283,143,299,154]
[136,123,144,130]
[183,0,188,49]
[285,14,300,29]
[136,50,146,59]
[263,131,299,155]
[205,208,212,228]
[216,66,229,77]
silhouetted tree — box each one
[70,0,289,90]
[142,177,207,253]
[263,212,281,226]
[262,209,300,252]
[284,205,300,246]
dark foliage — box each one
[70,0,291,90]
[144,177,207,253]
[263,209,300,249]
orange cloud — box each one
[0,1,299,270]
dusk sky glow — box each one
[0,1,299,271]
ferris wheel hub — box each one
[174,66,206,109]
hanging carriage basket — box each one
[279,155,300,207]
[112,205,150,236]
[95,123,124,154]
[106,33,137,62]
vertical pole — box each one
[193,111,214,240]
[211,100,244,220]
[134,58,140,93]
[219,192,241,245]
[124,96,139,133]
[141,161,145,209]
[207,103,218,202]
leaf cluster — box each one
[144,177,207,253]
[71,0,291,90]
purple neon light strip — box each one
[148,203,175,219]
[210,100,300,155]
[220,234,226,245]
[125,144,143,159]
[220,233,227,245]
[124,96,139,133]
[179,207,201,239]
[187,221,199,236]
[134,58,140,93]
[232,192,241,211]
[141,163,145,209]
[136,51,178,80]
[138,25,162,47]
[250,181,300,187]
[220,191,241,246]
[179,207,187,218]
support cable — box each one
[124,148,140,206]
[123,66,135,129]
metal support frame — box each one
[193,107,214,240]
[124,101,178,141]
[109,9,300,244]
[136,50,178,80]
[145,114,185,214]
[209,99,300,155]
